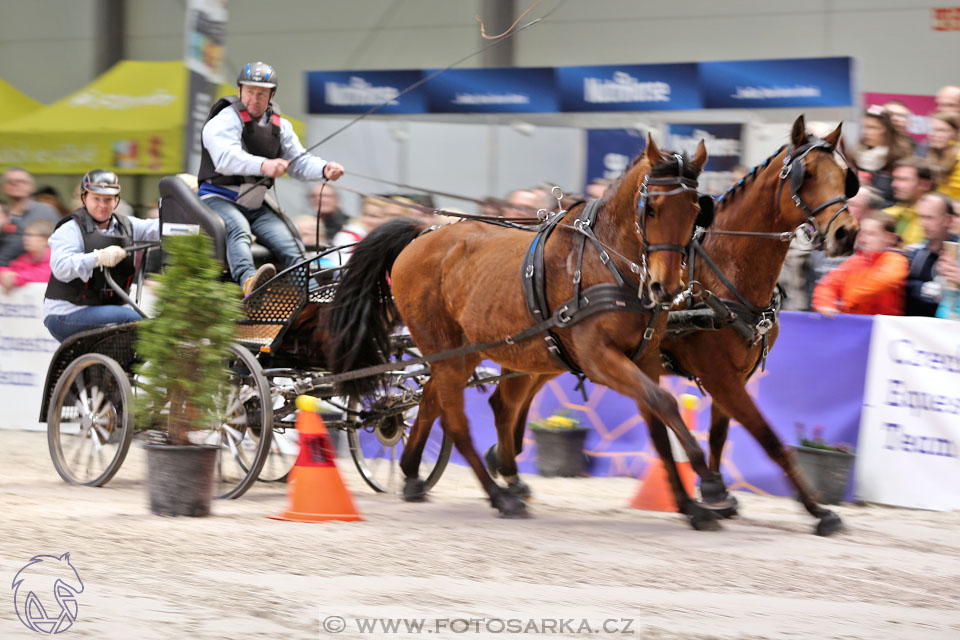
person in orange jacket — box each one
[812,211,908,317]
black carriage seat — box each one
[157,176,303,274]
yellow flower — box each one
[544,415,576,428]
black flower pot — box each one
[532,427,589,477]
[144,443,218,516]
[792,445,855,505]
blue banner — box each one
[584,129,646,186]
[452,312,872,500]
[305,70,426,114]
[423,67,557,113]
[305,58,855,114]
[699,57,855,109]
[666,123,742,172]
[556,63,701,112]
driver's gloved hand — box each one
[93,245,128,268]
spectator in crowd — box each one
[884,158,934,246]
[936,247,960,319]
[853,106,913,205]
[295,214,325,251]
[903,192,959,316]
[332,197,390,263]
[584,178,612,200]
[43,170,160,342]
[34,186,70,217]
[0,167,60,267]
[504,188,542,219]
[305,183,348,241]
[809,186,885,293]
[812,211,907,317]
[882,100,915,150]
[0,219,53,293]
[925,112,960,200]
[197,61,344,297]
[935,85,960,114]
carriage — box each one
[37,175,503,500]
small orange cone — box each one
[269,396,362,523]
[630,394,700,512]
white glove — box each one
[93,245,128,268]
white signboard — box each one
[855,316,960,510]
[0,284,58,430]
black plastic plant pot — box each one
[532,427,589,477]
[792,445,855,505]
[144,443,219,516]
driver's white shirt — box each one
[43,215,159,319]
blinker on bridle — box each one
[636,153,704,256]
[777,139,859,248]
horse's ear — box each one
[824,122,842,149]
[689,139,708,172]
[59,552,70,562]
[644,133,661,166]
[791,114,807,147]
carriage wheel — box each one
[191,344,273,499]
[47,354,134,487]
[345,389,452,494]
[256,421,300,483]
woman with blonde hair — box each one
[925,111,960,199]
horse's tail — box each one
[323,217,428,399]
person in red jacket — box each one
[812,211,908,317]
[0,219,53,293]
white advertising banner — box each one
[0,284,58,430]
[855,316,960,510]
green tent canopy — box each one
[1,78,42,121]
[0,60,306,175]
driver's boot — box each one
[243,263,276,297]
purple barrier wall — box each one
[451,312,873,498]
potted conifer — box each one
[135,233,241,516]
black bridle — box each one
[775,139,859,248]
[636,153,712,261]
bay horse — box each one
[324,137,731,526]
[482,115,859,535]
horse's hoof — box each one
[493,490,528,518]
[506,478,533,500]
[484,444,501,478]
[684,502,722,531]
[703,495,740,519]
[699,474,729,502]
[815,510,844,536]
[402,477,428,503]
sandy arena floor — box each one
[1,429,958,639]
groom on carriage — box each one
[198,61,346,297]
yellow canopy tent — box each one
[0,60,306,176]
[1,78,42,121]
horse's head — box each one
[778,114,860,256]
[632,134,709,304]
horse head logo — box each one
[12,553,84,634]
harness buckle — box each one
[599,250,610,265]
[573,270,581,284]
[756,317,774,335]
[557,305,573,325]
[643,327,655,341]
[525,264,534,278]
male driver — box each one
[43,170,159,342]
[198,61,344,296]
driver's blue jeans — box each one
[44,306,143,343]
[203,195,303,285]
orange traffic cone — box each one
[269,396,362,523]
[629,394,700,512]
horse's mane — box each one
[715,145,787,211]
